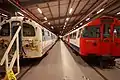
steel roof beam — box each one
[48,13,84,21]
[19,0,58,7]
[47,3,55,24]
[65,0,82,30]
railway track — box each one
[90,65,109,80]
[17,41,57,80]
[64,41,120,80]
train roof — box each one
[64,22,89,36]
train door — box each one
[100,24,112,55]
[11,21,22,53]
[112,25,120,56]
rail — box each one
[0,26,21,76]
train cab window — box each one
[103,24,110,38]
[23,23,35,36]
[0,23,10,36]
[82,26,100,38]
[114,26,120,38]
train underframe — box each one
[81,54,115,68]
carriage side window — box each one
[103,24,110,38]
[78,29,81,38]
[82,26,100,38]
[0,23,10,36]
[42,29,44,36]
[70,34,72,39]
[23,23,35,36]
[114,26,120,38]
[48,31,50,36]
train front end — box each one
[80,16,120,58]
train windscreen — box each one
[114,26,120,38]
[23,23,35,37]
[103,24,110,38]
[82,26,100,38]
[0,23,10,36]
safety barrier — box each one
[0,26,21,76]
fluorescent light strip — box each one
[2,14,7,17]
[66,18,69,21]
[44,17,47,20]
[117,12,120,15]
[37,8,42,14]
[97,8,104,14]
[69,8,73,14]
[51,26,54,29]
[86,17,90,21]
[17,12,24,16]
[80,23,83,25]
[65,22,67,25]
[48,22,50,25]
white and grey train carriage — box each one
[0,16,57,59]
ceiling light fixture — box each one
[2,14,7,17]
[48,22,50,25]
[51,26,54,29]
[44,17,47,20]
[66,18,69,21]
[80,23,83,25]
[86,17,90,21]
[117,12,120,15]
[65,22,67,25]
[17,12,24,16]
[97,8,104,14]
[76,26,78,27]
[37,8,42,14]
[69,8,73,14]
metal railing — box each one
[0,26,21,76]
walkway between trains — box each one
[20,40,85,80]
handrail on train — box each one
[0,26,21,76]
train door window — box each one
[11,21,21,34]
[23,23,35,36]
[103,24,110,38]
[73,32,76,39]
[82,26,100,38]
[114,26,120,38]
[0,23,10,36]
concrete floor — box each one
[20,40,86,80]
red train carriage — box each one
[64,16,120,67]
[80,16,120,58]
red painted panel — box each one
[112,38,120,56]
[80,38,100,56]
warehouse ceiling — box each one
[0,0,120,35]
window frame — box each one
[0,22,10,36]
[23,23,35,37]
[81,26,100,38]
